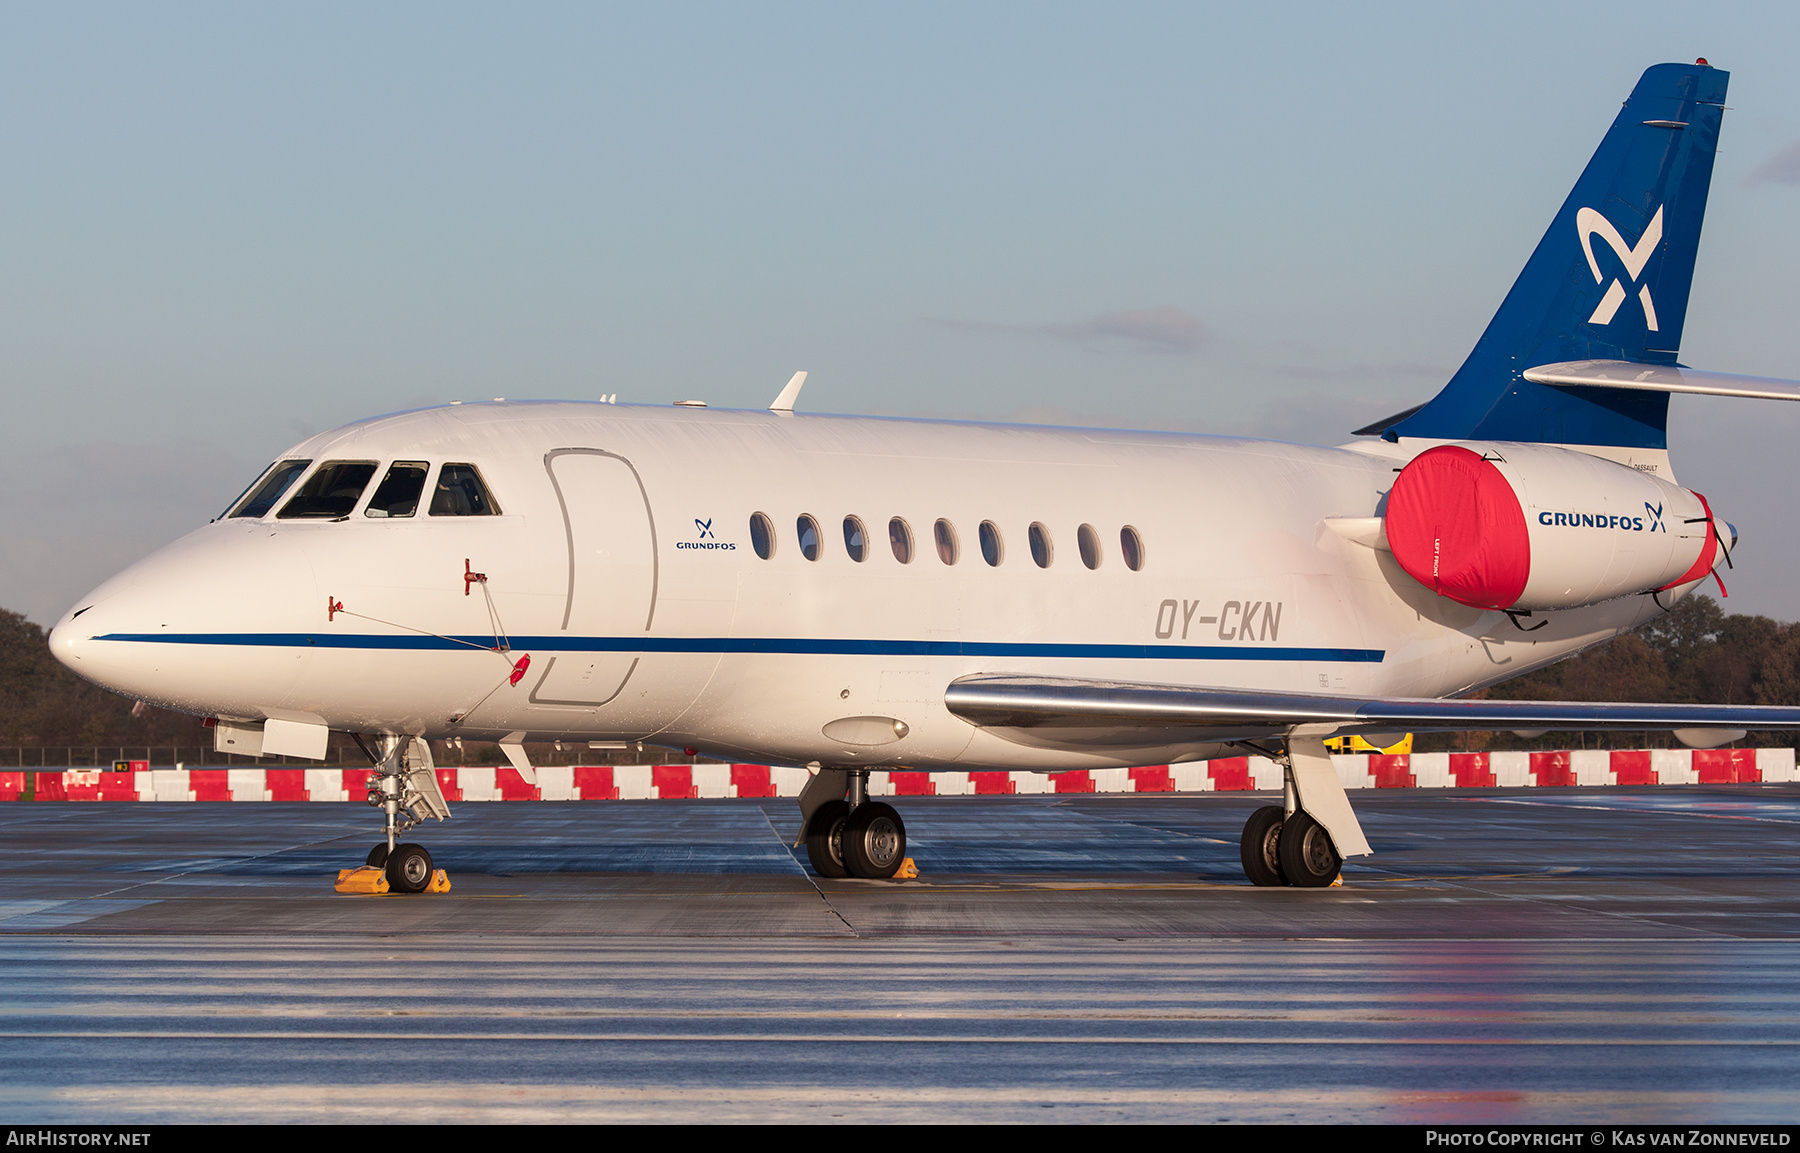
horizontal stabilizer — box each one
[1524,359,1800,401]
[946,674,1800,748]
[1351,404,1424,437]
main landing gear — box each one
[1238,736,1370,888]
[798,769,909,879]
[1240,805,1341,887]
[356,734,451,893]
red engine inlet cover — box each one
[1385,445,1531,610]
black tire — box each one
[842,802,907,879]
[1277,811,1341,888]
[1239,805,1288,886]
[366,843,390,868]
[804,800,850,878]
[385,842,433,893]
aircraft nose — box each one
[47,604,99,674]
[47,596,138,692]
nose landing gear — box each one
[350,734,451,894]
[797,769,909,879]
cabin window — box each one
[843,516,868,562]
[749,512,775,560]
[365,462,430,518]
[227,459,311,519]
[889,518,914,564]
[1077,523,1101,570]
[979,521,1004,567]
[934,519,959,565]
[277,461,379,520]
[429,463,501,516]
[1028,523,1053,568]
[797,514,822,561]
[1120,525,1145,571]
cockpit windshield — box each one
[277,461,379,519]
[430,463,501,516]
[227,460,312,519]
[365,462,429,518]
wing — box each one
[944,673,1800,750]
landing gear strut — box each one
[355,734,450,893]
[799,769,908,879]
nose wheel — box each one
[385,843,435,893]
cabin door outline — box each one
[530,447,659,707]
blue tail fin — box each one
[1388,62,1728,450]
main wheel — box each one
[804,800,850,878]
[1239,805,1288,886]
[385,842,433,893]
[1277,811,1341,888]
[366,843,390,868]
[842,802,907,879]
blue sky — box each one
[5,2,1800,624]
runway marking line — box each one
[1453,796,1800,825]
[2,1029,1797,1046]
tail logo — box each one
[1577,205,1664,331]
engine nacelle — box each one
[1384,443,1721,612]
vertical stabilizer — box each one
[1389,62,1727,450]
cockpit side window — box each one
[228,460,312,519]
[276,461,379,519]
[429,463,501,516]
[365,462,430,518]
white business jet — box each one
[46,61,1800,892]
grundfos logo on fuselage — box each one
[1536,502,1667,532]
[676,517,737,550]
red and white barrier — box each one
[1,748,1792,801]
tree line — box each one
[1427,594,1800,750]
[6,595,1798,753]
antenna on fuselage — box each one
[769,371,807,413]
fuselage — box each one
[47,400,1676,770]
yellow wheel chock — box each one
[333,866,452,894]
[335,866,388,895]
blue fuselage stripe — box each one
[94,633,1385,663]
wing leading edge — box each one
[944,674,1800,748]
